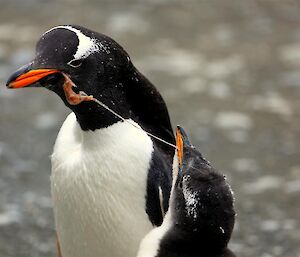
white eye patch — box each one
[44,25,101,68]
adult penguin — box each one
[6,25,175,257]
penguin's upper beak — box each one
[176,126,192,167]
[6,62,59,89]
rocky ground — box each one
[0,0,300,256]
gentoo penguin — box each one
[6,25,175,257]
[137,126,236,257]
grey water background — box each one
[0,0,300,256]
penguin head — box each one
[6,25,133,127]
[172,126,236,248]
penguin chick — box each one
[137,126,236,257]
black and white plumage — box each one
[6,25,175,257]
[137,126,236,257]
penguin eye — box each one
[68,59,83,68]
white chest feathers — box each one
[51,113,154,257]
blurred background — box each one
[0,0,300,256]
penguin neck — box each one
[168,225,228,252]
[164,202,231,254]
[68,65,175,158]
[73,102,125,131]
[70,79,131,131]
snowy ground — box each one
[0,1,300,256]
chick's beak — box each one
[176,127,184,167]
[6,62,59,89]
[176,126,192,166]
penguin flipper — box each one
[145,147,172,226]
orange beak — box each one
[7,69,59,89]
[176,127,184,166]
[176,126,192,167]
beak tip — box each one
[6,74,16,88]
[175,125,184,140]
[6,82,13,89]
[176,125,194,152]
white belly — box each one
[51,113,154,257]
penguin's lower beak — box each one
[175,126,191,166]
[6,63,59,89]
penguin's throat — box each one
[62,73,94,105]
